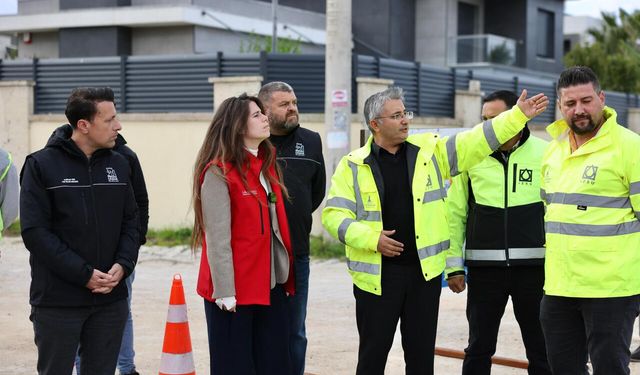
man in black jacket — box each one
[51,124,149,375]
[259,81,326,375]
[20,87,139,375]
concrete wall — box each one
[18,32,59,59]
[131,26,194,55]
[415,0,455,67]
[59,27,131,57]
[18,0,60,15]
[524,0,564,74]
[352,0,415,60]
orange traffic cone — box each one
[159,274,196,375]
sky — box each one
[0,0,637,17]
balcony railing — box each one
[448,34,517,66]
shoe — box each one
[631,346,640,362]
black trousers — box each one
[30,299,128,375]
[354,262,442,375]
[463,266,551,375]
[540,294,640,375]
[204,285,291,375]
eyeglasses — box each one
[375,111,414,121]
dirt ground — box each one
[2,236,640,374]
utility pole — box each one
[271,0,278,52]
[324,0,352,191]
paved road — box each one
[2,237,640,374]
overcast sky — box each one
[0,0,638,17]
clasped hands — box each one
[85,263,125,294]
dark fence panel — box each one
[263,54,325,113]
[419,65,455,117]
[220,54,260,77]
[378,58,419,115]
[0,59,35,80]
[35,57,121,114]
[604,91,636,126]
[1,53,637,120]
[126,54,218,113]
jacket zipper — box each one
[88,162,100,304]
[81,192,89,225]
[258,200,265,235]
[512,163,518,193]
[503,155,510,266]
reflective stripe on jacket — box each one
[542,106,640,297]
[446,128,548,276]
[322,106,530,295]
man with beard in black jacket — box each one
[20,87,139,375]
[259,81,326,375]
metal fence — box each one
[1,52,638,124]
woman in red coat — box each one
[191,94,295,375]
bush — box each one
[309,235,345,259]
[146,227,192,247]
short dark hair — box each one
[65,87,115,128]
[556,66,601,96]
[483,90,518,109]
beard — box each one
[269,111,299,133]
[568,114,598,135]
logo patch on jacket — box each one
[582,165,598,184]
[519,168,533,183]
[61,177,79,184]
[295,142,305,156]
[106,167,119,183]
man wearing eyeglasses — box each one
[322,86,549,374]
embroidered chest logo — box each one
[519,168,533,184]
[363,193,377,210]
[426,174,433,189]
[295,142,305,156]
[106,167,119,183]
[582,165,598,184]
[61,178,79,184]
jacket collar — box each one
[547,106,617,141]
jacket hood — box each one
[47,124,127,155]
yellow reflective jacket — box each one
[322,106,530,295]
[541,106,640,297]
[446,128,548,277]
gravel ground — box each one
[2,236,640,374]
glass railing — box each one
[448,34,517,66]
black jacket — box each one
[20,128,140,307]
[52,124,149,244]
[270,126,326,258]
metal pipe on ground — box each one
[435,347,529,369]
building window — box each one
[537,9,555,58]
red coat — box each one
[196,150,295,305]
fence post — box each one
[119,55,128,113]
[216,51,223,77]
[513,76,519,94]
[416,61,422,116]
[259,50,268,82]
[32,58,38,113]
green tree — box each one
[240,32,302,54]
[564,9,640,93]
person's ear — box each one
[77,119,90,134]
[370,119,380,133]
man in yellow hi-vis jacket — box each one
[446,90,550,375]
[322,86,548,375]
[539,66,640,375]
